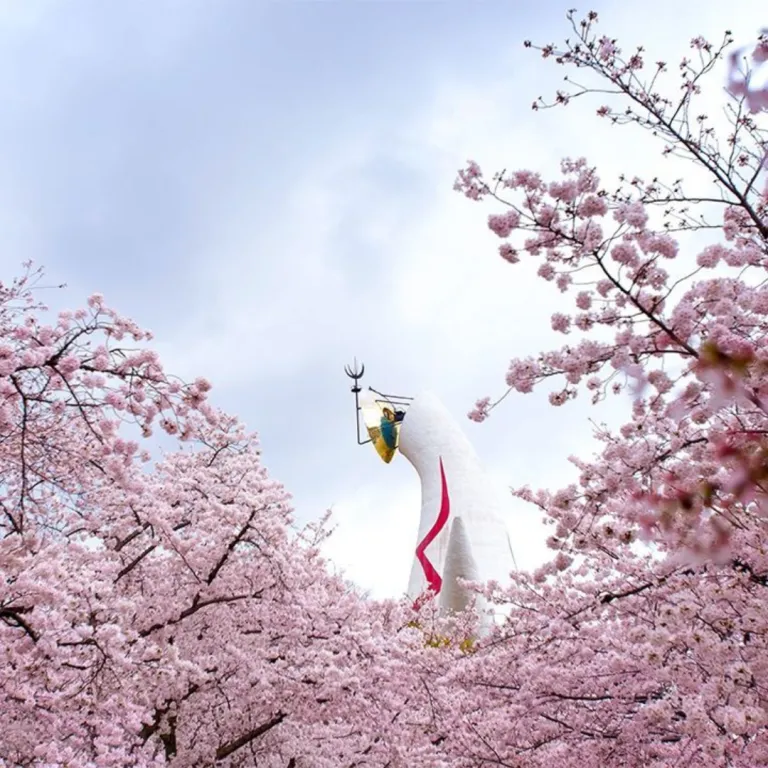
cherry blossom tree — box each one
[0,266,445,767]
[442,11,768,766]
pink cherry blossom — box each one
[551,312,571,333]
[0,264,447,766]
[727,29,768,114]
[487,209,521,238]
[454,11,768,766]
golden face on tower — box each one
[361,394,401,463]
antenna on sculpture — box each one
[344,359,413,464]
[344,358,369,447]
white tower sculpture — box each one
[344,362,515,613]
[398,391,514,612]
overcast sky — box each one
[0,0,762,598]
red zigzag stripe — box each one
[415,457,451,597]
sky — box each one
[0,0,763,598]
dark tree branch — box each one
[215,712,286,761]
[0,606,38,642]
[206,506,261,585]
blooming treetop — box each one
[0,265,450,766]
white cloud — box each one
[323,480,420,600]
